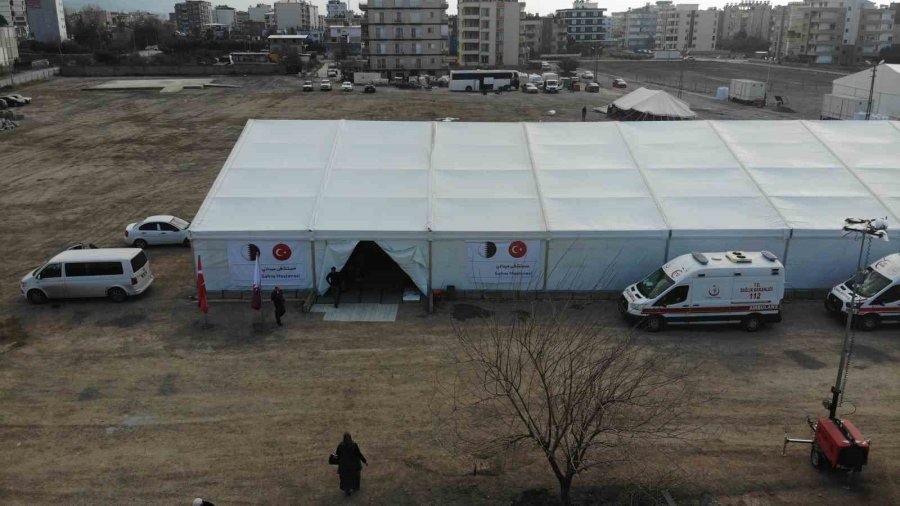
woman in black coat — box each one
[335,432,367,495]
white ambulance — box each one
[619,251,785,332]
[825,253,900,331]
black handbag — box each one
[328,453,339,465]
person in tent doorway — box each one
[334,432,367,496]
[582,106,587,122]
[326,267,343,308]
[271,286,286,326]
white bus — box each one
[449,70,520,92]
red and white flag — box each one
[196,256,208,314]
[250,255,262,310]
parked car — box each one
[342,81,354,92]
[20,248,154,304]
[0,95,27,107]
[581,71,594,80]
[364,84,376,93]
[6,93,31,104]
[586,82,600,93]
[124,215,191,248]
[683,56,696,61]
[522,83,539,94]
[320,80,332,91]
[302,81,314,92]
[327,68,338,78]
[612,78,627,89]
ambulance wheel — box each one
[810,445,825,470]
[617,297,628,315]
[858,314,880,332]
[644,315,665,333]
[742,314,763,332]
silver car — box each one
[124,215,190,248]
[21,248,154,304]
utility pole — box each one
[865,60,882,120]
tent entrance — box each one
[328,241,417,304]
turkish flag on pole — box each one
[250,255,262,310]
[197,256,209,314]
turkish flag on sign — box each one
[196,256,208,314]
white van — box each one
[825,253,900,330]
[20,248,154,304]
[619,251,785,332]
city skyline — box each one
[63,0,806,18]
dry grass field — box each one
[0,75,897,505]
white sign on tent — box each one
[464,240,542,285]
[227,241,308,287]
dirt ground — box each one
[0,76,898,505]
[583,59,844,120]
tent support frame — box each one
[428,240,434,313]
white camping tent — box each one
[606,87,696,121]
[190,120,900,295]
[828,64,900,120]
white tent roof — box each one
[611,87,696,119]
[832,64,900,93]
[191,119,900,239]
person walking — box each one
[325,267,343,308]
[271,286,286,326]
[582,106,587,122]
[335,432,367,496]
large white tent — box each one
[606,87,696,121]
[830,64,900,119]
[190,119,900,296]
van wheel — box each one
[134,239,148,249]
[858,314,880,331]
[107,287,128,303]
[182,238,191,247]
[644,315,665,333]
[465,86,472,91]
[743,314,763,332]
[27,289,48,305]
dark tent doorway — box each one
[323,241,417,305]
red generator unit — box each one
[810,417,869,472]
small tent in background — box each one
[605,87,696,121]
[825,63,900,120]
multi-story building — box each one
[174,1,214,33]
[555,0,606,50]
[720,1,771,42]
[249,3,272,22]
[275,1,320,33]
[655,2,719,52]
[327,0,348,18]
[784,0,890,64]
[26,0,67,43]
[853,4,894,63]
[448,14,458,57]
[607,11,626,47]
[0,26,18,72]
[457,0,522,67]
[214,5,237,27]
[326,24,362,57]
[621,3,658,51]
[5,0,28,39]
[540,14,568,55]
[361,0,449,77]
[520,13,541,62]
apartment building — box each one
[361,0,449,77]
[520,13,541,61]
[720,1,772,41]
[540,14,568,55]
[621,3,659,51]
[607,11,626,47]
[655,2,719,52]
[214,5,237,27]
[0,26,18,71]
[249,3,272,22]
[4,0,28,39]
[175,0,214,33]
[25,0,67,43]
[275,1,321,33]
[555,0,606,46]
[784,0,892,64]
[457,0,521,67]
[855,5,894,63]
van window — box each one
[131,251,148,272]
[873,285,900,304]
[656,285,689,306]
[65,262,124,277]
[39,263,62,279]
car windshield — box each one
[170,217,189,230]
[636,268,674,299]
[848,268,892,298]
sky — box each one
[64,0,795,18]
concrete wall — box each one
[0,67,58,88]
[59,64,282,77]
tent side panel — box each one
[784,236,898,289]
[667,235,788,263]
[192,238,314,292]
[314,240,359,295]
[431,239,546,292]
[546,237,667,292]
[375,240,429,294]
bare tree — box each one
[435,303,700,505]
